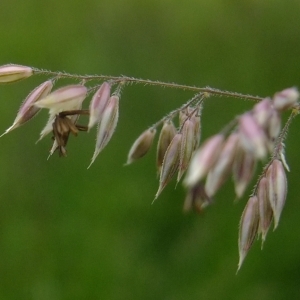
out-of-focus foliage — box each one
[0,0,300,299]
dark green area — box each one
[1,0,300,299]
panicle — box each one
[266,159,287,229]
[155,133,182,200]
[88,82,111,131]
[156,120,177,173]
[126,128,156,165]
[184,134,224,187]
[88,95,119,168]
[238,196,259,271]
[0,64,33,83]
[1,80,53,137]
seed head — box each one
[239,113,268,159]
[232,146,256,199]
[155,133,182,200]
[126,128,156,165]
[205,132,239,197]
[257,177,273,247]
[273,87,299,111]
[238,196,259,271]
[1,80,53,137]
[34,85,87,115]
[88,95,119,168]
[178,119,195,182]
[0,64,33,83]
[156,120,177,173]
[183,183,211,213]
[266,159,287,229]
[253,98,273,129]
[184,134,224,187]
[88,82,111,131]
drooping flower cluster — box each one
[125,88,299,270]
[0,64,121,166]
[0,64,299,271]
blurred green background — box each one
[1,0,300,299]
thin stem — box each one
[150,93,204,129]
[251,109,298,195]
[33,68,263,102]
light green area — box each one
[0,1,300,299]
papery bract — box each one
[156,120,177,173]
[155,133,182,200]
[233,146,256,199]
[1,80,53,137]
[88,95,119,168]
[34,85,87,115]
[184,134,224,187]
[257,177,273,246]
[183,183,211,213]
[205,133,239,197]
[273,87,299,111]
[88,82,111,130]
[177,119,195,182]
[238,196,259,271]
[126,128,156,165]
[239,113,267,159]
[266,159,287,229]
[0,64,33,83]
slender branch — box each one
[150,93,204,129]
[33,68,263,102]
[251,109,299,195]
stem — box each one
[251,109,298,195]
[33,68,263,102]
[150,93,204,129]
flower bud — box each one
[88,82,111,130]
[191,107,201,149]
[1,80,53,137]
[205,133,239,197]
[155,133,182,200]
[266,159,287,229]
[34,85,87,115]
[273,87,299,111]
[156,120,177,173]
[178,119,195,182]
[184,134,224,187]
[257,177,273,246]
[253,98,273,129]
[88,95,119,168]
[126,128,156,165]
[232,146,256,199]
[267,109,281,143]
[238,196,259,271]
[239,113,268,159]
[0,64,33,83]
[183,183,211,213]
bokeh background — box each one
[0,0,300,299]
